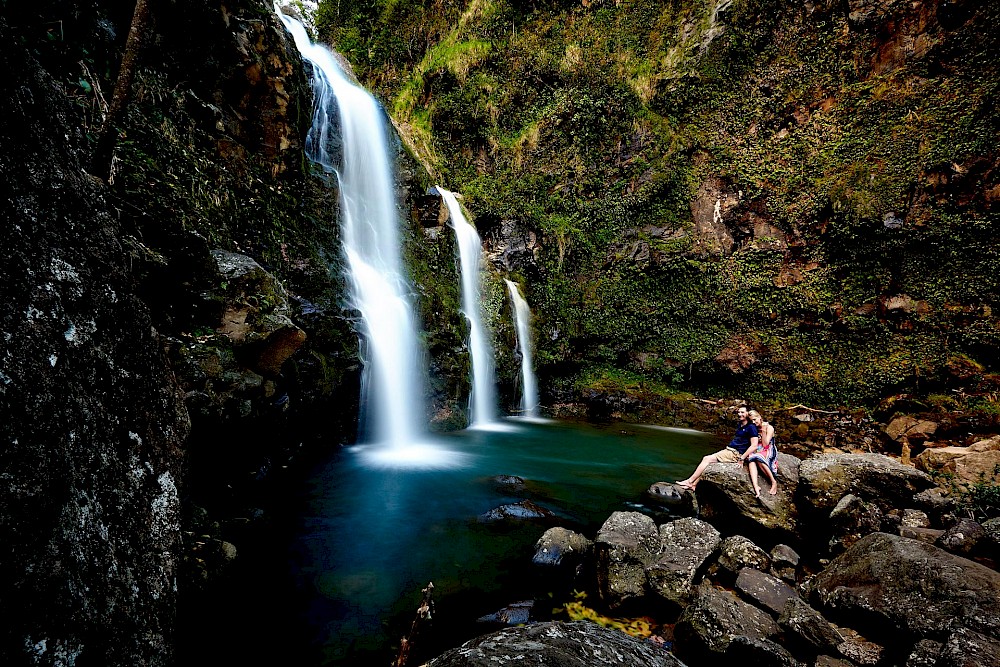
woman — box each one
[742,410,779,497]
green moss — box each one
[320,0,1000,409]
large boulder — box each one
[798,453,934,515]
[807,533,1000,642]
[423,620,686,667]
[695,456,800,542]
[722,635,801,667]
[645,518,721,606]
[594,511,660,609]
[646,482,698,515]
[674,584,780,661]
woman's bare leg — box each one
[749,462,761,497]
[761,464,779,495]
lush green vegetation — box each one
[318,0,1000,408]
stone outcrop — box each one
[646,518,721,606]
[695,456,800,541]
[807,532,1000,642]
[798,453,934,515]
[424,620,686,667]
[914,436,1000,486]
[594,511,661,609]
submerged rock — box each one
[478,500,557,524]
[475,600,534,626]
[423,620,686,666]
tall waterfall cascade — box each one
[279,12,448,463]
[504,280,539,418]
[438,188,499,428]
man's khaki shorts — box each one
[714,447,740,463]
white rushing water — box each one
[278,12,427,453]
[504,279,539,418]
[438,188,499,427]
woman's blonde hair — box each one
[748,409,762,422]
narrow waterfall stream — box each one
[438,187,499,428]
[279,14,433,458]
[504,280,539,418]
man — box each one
[676,405,759,490]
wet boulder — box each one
[798,453,934,516]
[645,518,721,606]
[594,511,660,609]
[478,500,557,524]
[423,620,686,667]
[646,481,697,514]
[674,583,780,661]
[807,532,1000,642]
[532,527,592,568]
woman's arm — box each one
[740,436,760,461]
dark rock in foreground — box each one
[674,584,780,660]
[423,620,686,666]
[808,532,1000,642]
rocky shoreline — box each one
[423,414,1000,667]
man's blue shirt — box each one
[729,422,759,454]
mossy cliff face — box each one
[318,0,1000,410]
[1,11,189,664]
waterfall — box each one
[504,280,539,418]
[278,13,425,450]
[438,188,498,427]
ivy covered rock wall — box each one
[317,0,1000,410]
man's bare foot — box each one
[769,483,778,495]
[753,486,761,498]
[676,480,695,490]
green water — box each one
[288,418,718,665]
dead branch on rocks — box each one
[782,404,840,414]
[394,581,435,667]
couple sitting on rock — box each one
[676,405,779,498]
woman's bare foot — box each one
[769,483,778,495]
[753,485,761,498]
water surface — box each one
[289,418,718,664]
